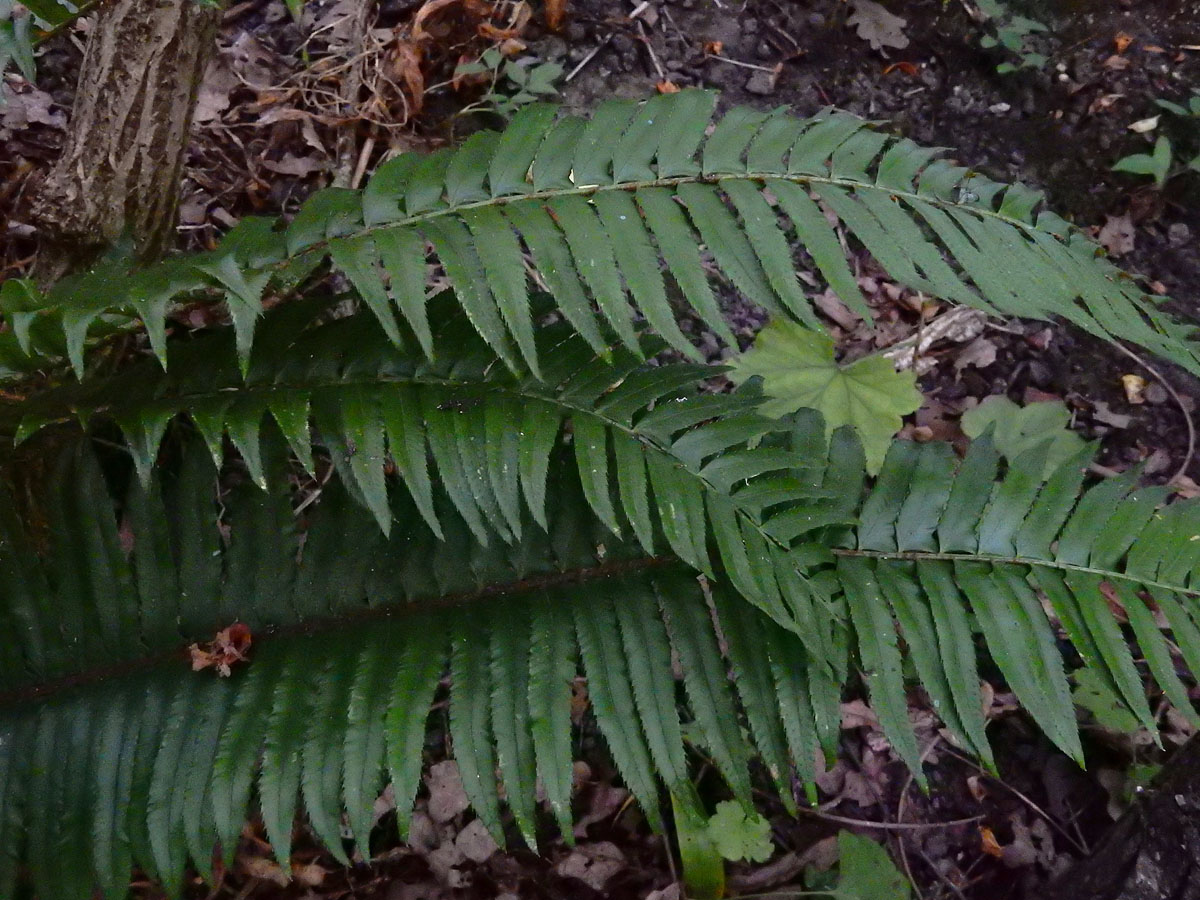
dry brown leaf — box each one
[840,699,880,730]
[980,826,1004,859]
[953,336,998,376]
[555,842,627,891]
[1098,580,1128,620]
[262,154,328,177]
[846,0,909,50]
[1087,92,1124,115]
[242,857,289,886]
[573,783,630,837]
[292,863,326,887]
[703,40,724,55]
[544,0,567,31]
[656,80,681,94]
[813,288,861,330]
[1097,213,1136,256]
[412,0,464,42]
[426,760,470,823]
[387,40,426,117]
[1170,474,1200,499]
[189,623,252,676]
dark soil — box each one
[547,0,1200,485]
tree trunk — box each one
[1051,734,1200,900]
[30,0,220,281]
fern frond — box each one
[0,437,837,897]
[827,436,1200,772]
[8,91,1198,380]
[5,301,860,651]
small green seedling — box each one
[454,47,563,120]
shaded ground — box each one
[5,0,1200,898]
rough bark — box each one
[1051,734,1200,900]
[30,0,220,280]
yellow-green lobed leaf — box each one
[729,320,922,473]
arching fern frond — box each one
[6,90,1198,381]
[0,437,839,899]
[5,301,860,653]
[825,436,1200,772]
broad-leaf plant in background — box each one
[2,89,1200,897]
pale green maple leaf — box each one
[728,320,922,473]
[706,800,773,863]
[960,395,1086,478]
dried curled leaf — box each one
[189,622,253,676]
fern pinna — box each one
[1,90,1198,897]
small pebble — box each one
[1169,222,1192,248]
[1144,383,1169,405]
[745,71,777,95]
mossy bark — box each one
[30,0,220,281]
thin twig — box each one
[916,846,970,900]
[939,745,1088,855]
[636,19,665,82]
[797,807,983,832]
[704,52,778,73]
[896,737,944,900]
[565,33,613,83]
[1111,340,1196,483]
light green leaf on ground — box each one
[961,395,1085,478]
[835,831,912,900]
[707,800,773,863]
[729,320,922,473]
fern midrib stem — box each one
[831,547,1196,598]
[12,168,1095,393]
[9,368,806,597]
[20,371,1193,606]
[0,553,682,710]
[330,170,1050,255]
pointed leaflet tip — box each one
[61,309,96,380]
[188,397,231,469]
[117,407,175,488]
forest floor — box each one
[4,0,1200,898]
